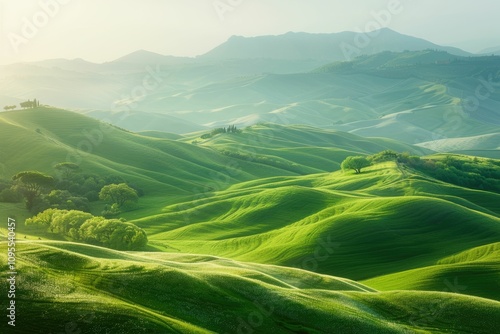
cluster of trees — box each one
[0,163,143,215]
[341,151,500,192]
[26,209,148,250]
[369,150,500,191]
[54,162,142,200]
[369,150,400,164]
[407,155,500,191]
[0,180,23,203]
[3,99,40,111]
[200,125,241,139]
[20,99,40,109]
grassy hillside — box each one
[80,110,207,134]
[0,107,302,197]
[129,162,500,297]
[316,51,500,77]
[417,133,500,155]
[363,241,500,301]
[0,108,433,217]
[1,240,499,334]
[186,123,432,173]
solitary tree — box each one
[54,162,80,179]
[12,171,54,209]
[341,156,371,174]
[99,183,138,208]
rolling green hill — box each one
[0,107,300,197]
[417,133,500,158]
[1,241,499,334]
[80,110,207,134]
[363,241,500,301]
[186,123,431,173]
[129,162,500,300]
[0,108,432,207]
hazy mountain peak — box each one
[111,49,168,63]
[109,49,194,66]
[201,29,471,61]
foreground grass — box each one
[363,242,500,301]
[1,241,500,333]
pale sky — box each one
[0,0,499,65]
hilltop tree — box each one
[3,105,16,111]
[99,183,138,208]
[54,162,80,179]
[369,150,399,163]
[12,171,54,210]
[341,156,371,174]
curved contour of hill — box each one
[1,241,499,334]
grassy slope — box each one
[0,108,302,193]
[315,52,500,146]
[0,108,432,218]
[363,242,500,301]
[0,108,430,187]
[417,133,500,158]
[1,241,500,334]
[185,123,432,173]
[130,162,500,296]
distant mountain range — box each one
[200,28,472,61]
[480,45,500,55]
[6,28,475,71]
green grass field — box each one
[1,241,500,333]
